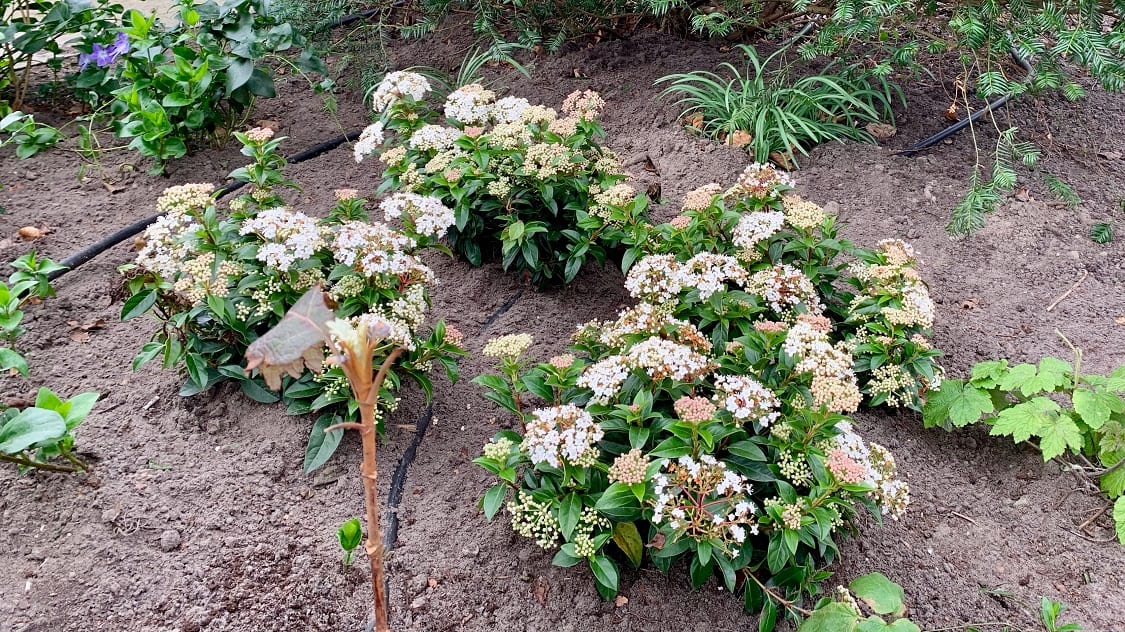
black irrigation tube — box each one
[47,127,367,282]
[895,54,1035,157]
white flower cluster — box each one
[239,207,325,272]
[783,317,862,413]
[353,122,385,163]
[832,422,910,519]
[745,264,825,314]
[379,192,455,238]
[444,83,496,125]
[370,70,432,112]
[576,355,630,405]
[683,253,747,300]
[625,337,713,382]
[332,221,431,283]
[711,374,781,426]
[624,254,690,302]
[491,96,531,123]
[726,163,795,200]
[389,282,428,332]
[522,404,604,468]
[408,124,461,152]
[652,455,758,546]
[136,209,200,279]
[732,210,785,250]
[882,282,936,329]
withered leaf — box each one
[244,288,334,390]
[533,576,550,605]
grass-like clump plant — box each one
[356,71,646,286]
[474,165,942,629]
[121,127,464,472]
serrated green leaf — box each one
[849,573,905,616]
[970,360,1009,388]
[798,602,858,632]
[1038,413,1084,461]
[923,380,993,428]
[1023,357,1072,395]
[990,397,1060,443]
[1100,456,1125,497]
[1108,367,1125,392]
[1073,388,1122,430]
[997,363,1037,393]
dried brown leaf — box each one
[865,122,897,140]
[614,595,629,607]
[533,576,550,605]
[244,288,334,390]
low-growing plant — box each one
[245,287,407,632]
[121,127,463,471]
[657,44,899,167]
[0,387,99,473]
[0,110,63,158]
[0,281,30,376]
[1040,597,1083,632]
[473,169,932,628]
[336,516,363,567]
[9,251,67,299]
[923,343,1125,543]
[799,572,919,631]
[357,71,646,286]
[1,0,124,109]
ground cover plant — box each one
[357,71,647,286]
[121,127,463,471]
[657,43,899,167]
[474,167,933,628]
[924,348,1125,543]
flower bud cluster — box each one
[832,422,910,519]
[522,404,604,468]
[653,455,758,546]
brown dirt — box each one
[3,24,1125,632]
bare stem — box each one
[0,453,82,473]
[746,571,813,617]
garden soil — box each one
[3,24,1125,632]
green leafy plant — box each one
[0,281,30,376]
[1039,597,1083,632]
[121,128,463,472]
[0,387,99,473]
[1090,222,1114,245]
[1,0,125,109]
[360,71,646,286]
[0,110,63,159]
[657,44,899,167]
[245,288,406,632]
[923,343,1125,543]
[109,0,324,171]
[337,516,363,567]
[9,251,67,299]
[799,572,919,632]
[473,170,935,628]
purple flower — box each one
[78,32,130,71]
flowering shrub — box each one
[356,72,646,286]
[471,166,945,625]
[620,163,943,410]
[121,128,463,470]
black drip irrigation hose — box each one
[895,54,1035,157]
[47,127,367,282]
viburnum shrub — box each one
[472,168,935,627]
[121,127,464,470]
[355,71,646,286]
[620,164,943,410]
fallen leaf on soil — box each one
[571,67,588,79]
[3,397,33,409]
[1098,150,1122,160]
[68,319,106,331]
[427,578,439,589]
[1014,187,1033,202]
[256,119,281,132]
[533,576,550,605]
[103,181,126,194]
[944,104,960,122]
[685,114,704,129]
[133,236,147,251]
[70,331,91,343]
[769,151,794,170]
[18,226,42,240]
[865,122,897,140]
[614,596,629,607]
[1115,316,1125,326]
[642,156,659,173]
[727,130,753,147]
[646,182,662,200]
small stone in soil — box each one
[160,529,182,552]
